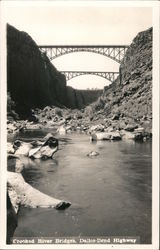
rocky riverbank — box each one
[7,103,152,142]
[7,132,71,243]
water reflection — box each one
[11,132,151,244]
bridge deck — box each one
[39,45,129,48]
[61,71,119,73]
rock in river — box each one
[7,171,71,210]
[29,137,58,159]
[14,140,33,156]
[120,130,136,140]
[8,134,59,159]
[91,131,121,141]
[57,125,66,135]
[87,151,99,157]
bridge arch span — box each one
[61,71,119,82]
[39,45,128,64]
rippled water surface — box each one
[12,131,152,244]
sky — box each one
[2,1,152,89]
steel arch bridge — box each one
[61,71,119,82]
[39,45,128,64]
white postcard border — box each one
[0,1,159,250]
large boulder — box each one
[91,131,121,141]
[7,172,71,210]
[120,130,136,140]
[111,132,122,140]
[124,123,138,132]
[7,142,15,154]
[14,140,33,156]
[134,127,145,133]
[120,128,150,141]
[89,124,105,133]
[57,125,66,135]
[29,135,58,159]
[8,134,58,159]
[7,123,17,133]
[25,123,42,130]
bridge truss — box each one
[61,71,119,82]
[39,45,128,64]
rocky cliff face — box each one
[7,24,68,117]
[66,87,102,109]
[7,24,101,118]
[87,27,152,132]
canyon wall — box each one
[7,24,101,118]
[87,27,152,131]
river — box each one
[9,130,152,244]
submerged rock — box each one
[87,151,99,157]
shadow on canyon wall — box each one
[7,24,102,118]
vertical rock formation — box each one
[7,24,101,118]
[88,27,152,131]
[7,24,68,117]
[66,86,102,109]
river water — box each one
[10,130,152,244]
